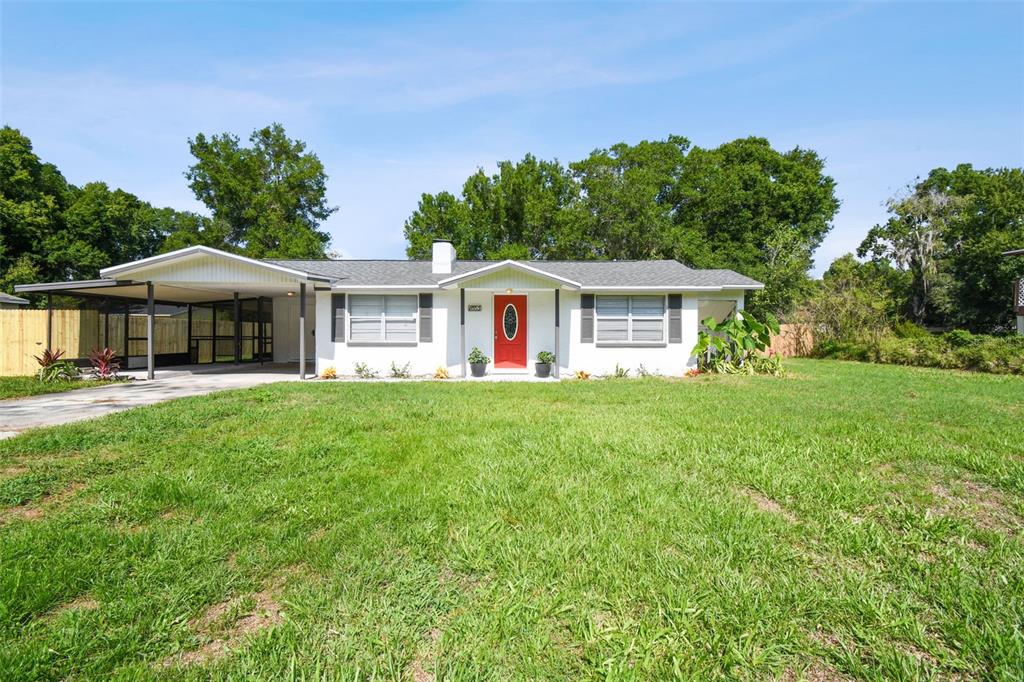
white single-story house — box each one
[16,242,763,378]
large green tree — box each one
[858,188,966,325]
[918,165,1024,331]
[181,123,335,259]
[0,126,70,287]
[674,138,839,316]
[570,136,690,259]
[404,135,839,318]
[0,126,186,293]
[857,165,1023,331]
[405,154,579,260]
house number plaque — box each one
[467,304,482,312]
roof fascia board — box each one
[333,284,439,290]
[584,284,765,291]
[16,279,136,293]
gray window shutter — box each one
[332,293,346,342]
[668,294,682,343]
[419,293,433,343]
[581,294,594,343]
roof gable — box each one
[438,260,581,289]
[101,246,329,283]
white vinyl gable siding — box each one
[595,295,666,345]
[349,294,418,343]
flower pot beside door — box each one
[535,350,555,378]
[467,347,490,378]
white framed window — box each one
[595,295,666,344]
[349,294,418,343]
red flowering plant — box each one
[88,347,121,380]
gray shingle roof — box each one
[0,292,29,305]
[266,259,762,289]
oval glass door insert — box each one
[503,303,518,340]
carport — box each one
[16,246,331,379]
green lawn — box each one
[0,376,118,401]
[1,360,1022,680]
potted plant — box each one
[468,347,490,377]
[535,350,555,378]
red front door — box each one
[493,295,527,369]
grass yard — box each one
[0,376,119,401]
[1,359,1022,680]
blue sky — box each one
[2,1,1022,273]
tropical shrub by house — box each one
[692,313,781,375]
[88,347,121,380]
[34,349,78,383]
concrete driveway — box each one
[0,364,302,439]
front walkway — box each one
[0,364,302,440]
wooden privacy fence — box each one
[0,309,187,376]
[769,324,814,358]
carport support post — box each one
[460,287,466,378]
[146,281,155,380]
[554,288,560,378]
[233,292,241,365]
[298,283,306,379]
[46,293,53,350]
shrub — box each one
[536,351,555,364]
[353,362,379,379]
[88,347,121,380]
[433,366,450,380]
[750,353,784,376]
[816,332,1024,375]
[320,366,337,380]
[389,362,411,379]
[943,329,978,347]
[893,321,930,339]
[35,348,78,383]
[468,347,490,365]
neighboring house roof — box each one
[1003,248,1024,257]
[0,292,29,305]
[268,258,763,290]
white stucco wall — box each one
[562,291,697,376]
[316,289,455,376]
[313,287,745,378]
[461,290,559,372]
